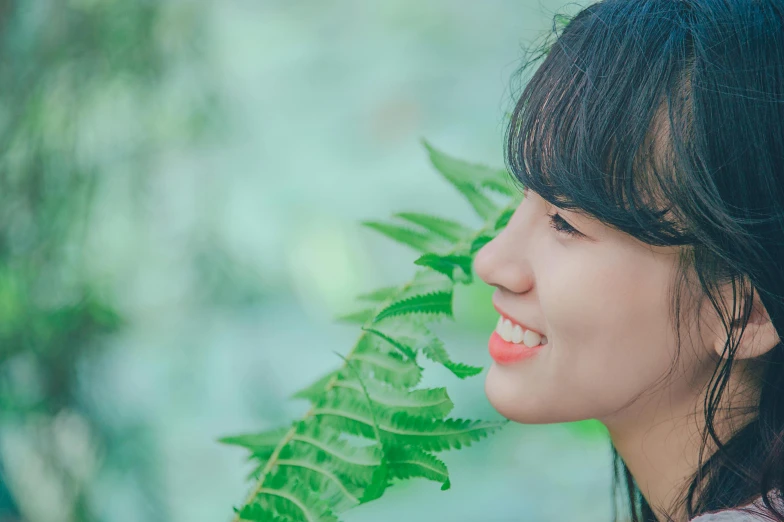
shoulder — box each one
[689,492,784,522]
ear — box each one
[712,289,780,360]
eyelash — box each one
[547,212,583,238]
[522,186,583,238]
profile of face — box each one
[473,188,721,428]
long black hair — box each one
[505,1,784,520]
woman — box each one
[472,1,784,521]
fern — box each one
[220,141,522,521]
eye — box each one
[547,212,583,238]
[523,186,586,239]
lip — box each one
[491,299,544,337]
[489,297,548,365]
[488,331,545,365]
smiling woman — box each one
[473,1,784,521]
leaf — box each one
[453,182,499,221]
[366,318,481,380]
[292,370,341,401]
[227,142,521,522]
[359,460,390,504]
[480,178,517,196]
[386,445,450,489]
[334,308,376,325]
[470,235,493,254]
[362,327,417,360]
[311,394,506,451]
[421,139,510,189]
[237,503,294,522]
[422,140,503,220]
[384,412,507,452]
[218,425,292,460]
[414,253,473,283]
[353,335,423,389]
[361,221,448,253]
[330,378,454,419]
[493,207,515,230]
[373,291,453,323]
[392,212,473,243]
[334,351,390,504]
[290,423,383,474]
[251,479,340,522]
[356,286,399,302]
[421,338,483,379]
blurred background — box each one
[0,1,615,521]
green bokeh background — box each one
[0,1,615,521]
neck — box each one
[602,360,761,522]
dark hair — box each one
[504,1,784,521]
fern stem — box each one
[231,201,517,521]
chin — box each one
[484,362,573,424]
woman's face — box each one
[473,189,717,426]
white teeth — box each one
[522,329,542,348]
[511,324,524,344]
[499,319,513,342]
[494,314,546,347]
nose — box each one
[472,207,534,294]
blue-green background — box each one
[0,1,615,521]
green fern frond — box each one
[361,221,449,253]
[352,335,423,389]
[334,308,376,325]
[386,445,450,489]
[236,503,293,522]
[421,139,505,220]
[292,423,383,468]
[470,235,493,254]
[226,142,518,522]
[291,369,341,401]
[355,286,399,302]
[361,326,418,360]
[421,139,510,188]
[493,207,515,230]
[311,393,503,451]
[421,337,483,379]
[413,253,473,283]
[373,290,453,323]
[480,177,518,197]
[218,425,292,460]
[361,318,481,379]
[392,212,473,243]
[330,378,454,419]
[246,479,340,522]
[384,412,506,451]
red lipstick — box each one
[489,302,547,365]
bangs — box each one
[506,1,696,247]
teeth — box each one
[522,329,542,348]
[499,319,513,342]
[511,324,524,344]
[494,315,546,347]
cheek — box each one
[484,247,686,424]
[548,255,680,411]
